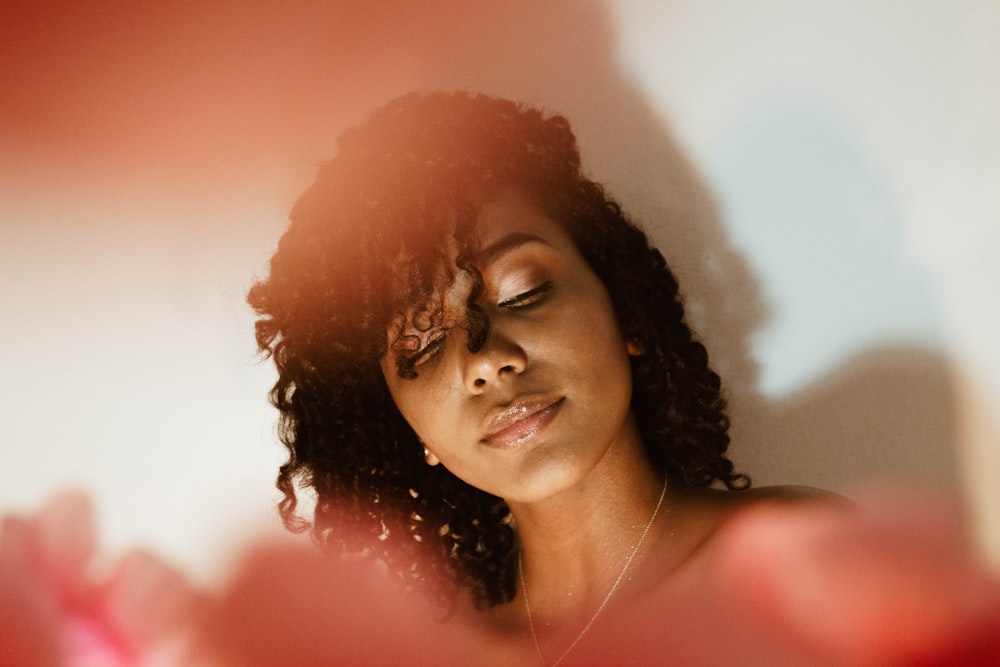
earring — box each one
[422,446,440,466]
[626,338,646,356]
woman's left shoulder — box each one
[666,484,850,560]
[675,483,846,517]
[660,484,847,576]
[730,484,847,506]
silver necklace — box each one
[518,477,669,666]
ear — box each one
[423,447,441,466]
[626,338,646,356]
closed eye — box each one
[408,333,447,368]
[498,281,553,308]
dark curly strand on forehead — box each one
[247,91,748,610]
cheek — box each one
[383,374,457,447]
[384,384,426,435]
[563,285,627,353]
[380,367,422,433]
[562,291,632,394]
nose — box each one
[463,329,526,393]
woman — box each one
[247,91,819,664]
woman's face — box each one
[380,189,639,503]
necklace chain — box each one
[518,477,669,666]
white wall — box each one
[1,0,997,579]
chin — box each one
[502,456,589,504]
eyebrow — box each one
[480,232,551,264]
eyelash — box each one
[498,281,553,308]
[405,282,553,371]
[408,334,446,368]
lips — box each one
[481,396,564,448]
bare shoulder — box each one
[655,484,849,588]
[673,483,844,512]
[729,484,846,506]
[665,485,848,558]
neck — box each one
[507,425,667,621]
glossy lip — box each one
[481,396,564,449]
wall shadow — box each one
[736,345,961,496]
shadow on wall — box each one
[739,345,961,495]
[0,1,961,500]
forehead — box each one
[474,189,572,260]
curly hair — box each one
[247,91,748,611]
